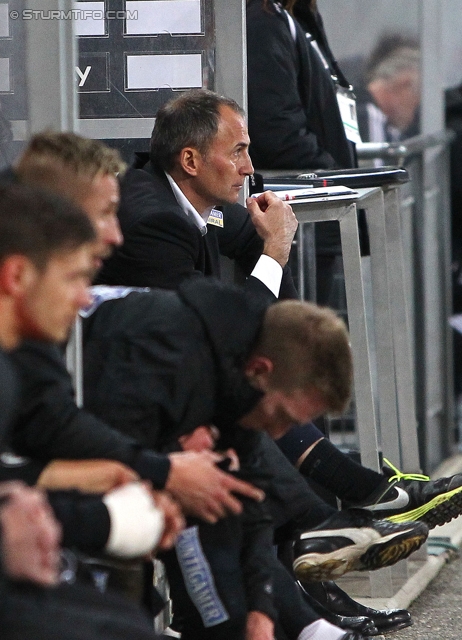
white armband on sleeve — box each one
[298,619,346,640]
[102,483,164,558]
[250,254,283,298]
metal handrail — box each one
[356,130,455,161]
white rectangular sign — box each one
[0,58,10,92]
[125,0,201,36]
[74,1,105,36]
[0,5,9,37]
[126,53,202,90]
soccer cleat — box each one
[356,458,462,529]
[292,508,428,582]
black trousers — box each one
[256,433,336,531]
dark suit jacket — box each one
[96,154,297,300]
[246,0,355,172]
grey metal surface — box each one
[362,188,402,466]
[339,200,381,472]
[358,132,455,472]
[356,131,455,161]
[420,0,444,137]
[25,0,77,134]
[215,0,246,109]
[291,189,381,472]
[78,118,155,139]
[383,186,420,471]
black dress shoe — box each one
[318,580,413,634]
[297,581,378,636]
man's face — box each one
[16,246,94,343]
[253,388,328,440]
[368,71,420,132]
[193,105,254,209]
[77,173,123,269]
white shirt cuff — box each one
[250,254,283,298]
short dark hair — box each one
[254,300,353,415]
[0,183,96,270]
[150,89,245,171]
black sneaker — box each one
[292,508,428,582]
[356,458,462,529]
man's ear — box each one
[0,255,37,297]
[178,147,203,177]
[244,355,274,390]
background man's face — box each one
[17,247,93,343]
[193,105,254,207]
[78,173,123,268]
[368,71,420,132]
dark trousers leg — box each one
[256,433,336,531]
[273,558,319,639]
[276,423,325,465]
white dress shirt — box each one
[166,173,283,297]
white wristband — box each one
[298,619,346,640]
[102,483,164,558]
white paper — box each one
[252,186,358,201]
[0,58,10,92]
[0,5,9,38]
[126,53,202,90]
[125,0,201,35]
[449,314,462,335]
[74,1,105,36]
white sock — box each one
[103,482,164,558]
[297,618,346,640]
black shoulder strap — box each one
[292,3,351,88]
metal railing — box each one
[358,130,455,472]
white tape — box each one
[103,483,164,558]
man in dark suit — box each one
[97,89,298,300]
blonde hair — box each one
[15,131,126,202]
[254,300,352,414]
